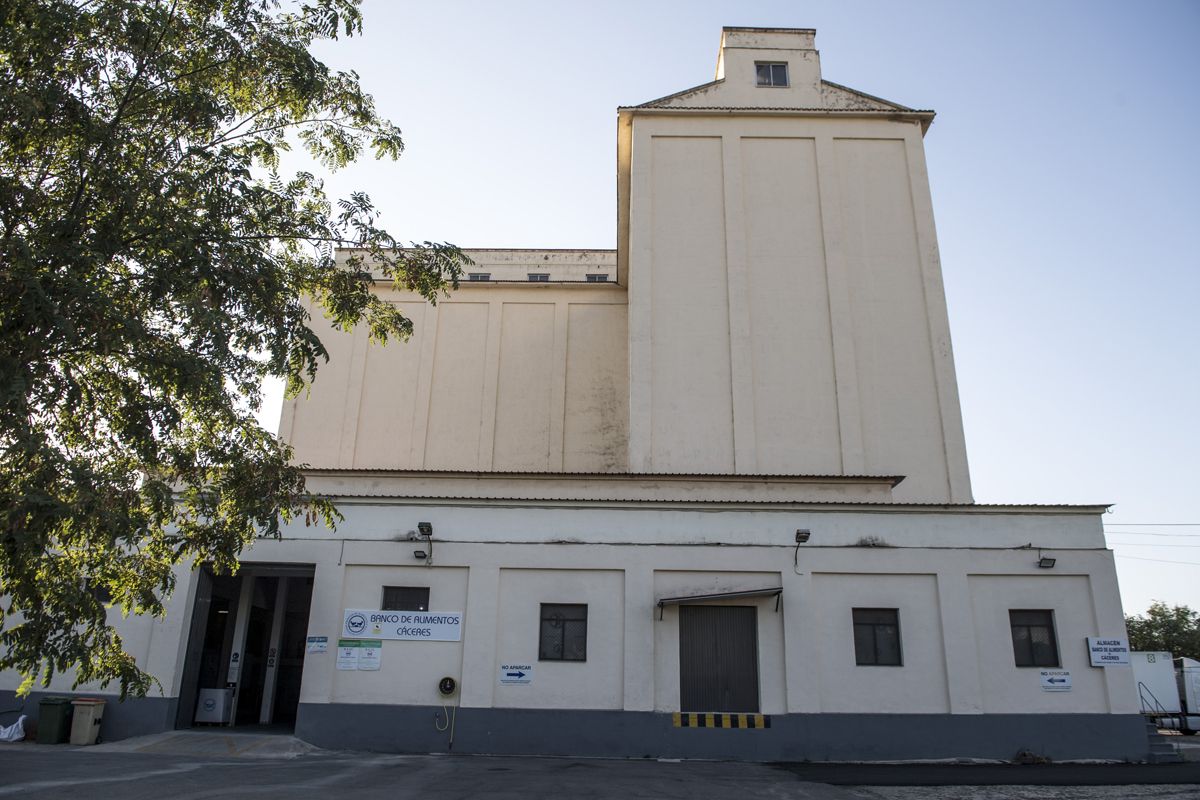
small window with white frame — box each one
[755,62,789,88]
[527,273,550,282]
[585,274,609,282]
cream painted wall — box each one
[625,114,971,502]
[283,279,629,473]
[331,565,467,706]
[652,570,787,714]
[0,497,1135,720]
[493,568,624,710]
[810,572,950,713]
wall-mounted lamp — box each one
[414,522,434,564]
[1037,555,1056,569]
[795,529,811,544]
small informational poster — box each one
[1086,637,1130,667]
[336,639,383,671]
[358,640,383,671]
[1040,669,1072,691]
[336,639,360,670]
[306,636,328,654]
[499,663,533,685]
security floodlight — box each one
[413,549,428,560]
[795,529,811,543]
[1037,556,1056,569]
[418,522,433,537]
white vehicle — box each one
[1131,651,1200,734]
[1173,657,1200,734]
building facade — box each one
[1,28,1149,761]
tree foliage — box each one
[0,0,465,697]
[1126,602,1200,660]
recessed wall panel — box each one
[352,302,427,468]
[424,302,490,469]
[493,303,556,470]
[741,137,840,473]
[564,303,629,471]
[650,136,734,472]
[835,138,948,497]
[287,310,356,467]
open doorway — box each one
[176,564,315,731]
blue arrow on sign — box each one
[506,671,526,679]
[1047,677,1067,683]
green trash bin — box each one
[36,696,74,744]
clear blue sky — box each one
[268,0,1200,615]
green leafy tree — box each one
[0,0,465,697]
[1126,602,1200,660]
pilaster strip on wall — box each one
[460,565,500,710]
[721,133,758,473]
[782,568,821,713]
[548,300,570,471]
[478,301,503,469]
[936,571,984,713]
[626,125,656,472]
[813,135,865,475]
[339,325,369,468]
[623,567,656,711]
[409,302,439,468]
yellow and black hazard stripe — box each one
[672,712,770,729]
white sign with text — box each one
[342,609,463,641]
[1086,637,1130,667]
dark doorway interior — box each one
[678,605,760,712]
[176,566,314,730]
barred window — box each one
[853,608,902,666]
[539,603,587,661]
[381,586,429,612]
[1009,609,1059,667]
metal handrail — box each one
[1138,681,1170,716]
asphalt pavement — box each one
[0,731,1197,800]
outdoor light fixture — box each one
[795,529,811,543]
[414,522,434,564]
[1037,555,1056,569]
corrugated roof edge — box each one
[301,467,905,486]
[621,105,935,114]
[630,80,922,113]
[311,494,1113,513]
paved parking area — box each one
[0,732,1197,800]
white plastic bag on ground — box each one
[0,715,26,742]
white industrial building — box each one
[1,28,1151,761]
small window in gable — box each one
[755,62,789,88]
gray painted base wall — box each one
[295,704,1152,763]
[0,690,177,743]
